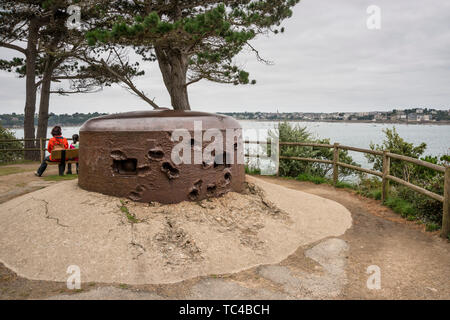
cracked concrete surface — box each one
[258,238,349,298]
[0,176,352,285]
[46,238,349,300]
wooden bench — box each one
[46,149,79,176]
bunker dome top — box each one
[80,110,242,132]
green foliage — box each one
[385,196,416,218]
[0,125,23,164]
[119,200,140,224]
[356,177,382,197]
[275,122,359,179]
[274,124,445,228]
[426,223,440,232]
[245,166,261,175]
[296,173,328,185]
[365,127,445,226]
[335,181,357,190]
[86,0,301,100]
[366,127,427,182]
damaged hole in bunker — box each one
[161,162,180,179]
[129,192,142,201]
[111,150,127,161]
[138,165,151,177]
[207,184,217,196]
[224,171,232,183]
[189,188,200,201]
[113,159,138,175]
[148,149,165,160]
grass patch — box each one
[335,181,357,190]
[366,189,382,201]
[385,197,416,218]
[425,223,440,232]
[245,166,261,175]
[43,174,78,182]
[0,160,38,167]
[296,173,328,185]
[0,166,31,176]
[120,200,140,224]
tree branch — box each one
[0,41,26,55]
[99,58,162,110]
[246,42,274,65]
[186,77,203,87]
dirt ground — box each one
[0,168,449,300]
[0,163,59,204]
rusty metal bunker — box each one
[78,111,245,204]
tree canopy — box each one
[87,0,301,110]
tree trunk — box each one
[23,19,39,161]
[36,59,53,142]
[155,46,191,111]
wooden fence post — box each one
[382,151,390,203]
[276,138,280,177]
[333,143,340,186]
[39,138,45,163]
[441,166,450,239]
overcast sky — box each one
[1,0,449,114]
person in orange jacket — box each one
[35,126,69,177]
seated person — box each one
[35,126,69,177]
[66,134,79,175]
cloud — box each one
[0,0,449,114]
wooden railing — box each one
[245,140,450,238]
[1,138,449,238]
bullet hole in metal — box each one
[161,162,180,180]
[148,148,165,160]
[189,188,200,201]
[111,150,127,161]
[113,159,138,175]
[207,184,217,196]
[224,171,232,183]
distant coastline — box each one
[237,119,450,125]
[2,108,450,128]
[4,119,450,129]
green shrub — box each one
[274,122,359,180]
[426,223,440,232]
[335,181,356,190]
[296,173,328,185]
[245,166,261,175]
[365,127,446,227]
[0,125,23,164]
[356,177,381,198]
[366,127,427,181]
[385,196,416,218]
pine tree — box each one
[0,1,145,154]
[87,0,301,110]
